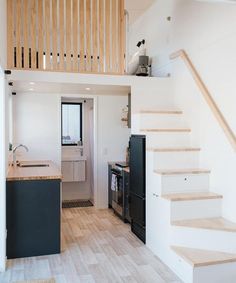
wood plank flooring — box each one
[0,207,182,283]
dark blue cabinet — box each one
[7,179,61,259]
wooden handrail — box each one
[170,49,236,151]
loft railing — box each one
[7,0,125,74]
[170,49,236,151]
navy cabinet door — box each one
[7,180,61,259]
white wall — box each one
[13,92,130,208]
[130,0,236,222]
[96,95,131,208]
[128,0,175,76]
[13,92,61,165]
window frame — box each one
[61,102,83,146]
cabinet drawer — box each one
[62,161,86,182]
[74,161,86,182]
[62,161,74,182]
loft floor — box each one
[1,207,182,283]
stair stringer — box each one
[146,151,194,283]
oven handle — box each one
[111,169,123,177]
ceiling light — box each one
[85,87,91,91]
[29,88,34,91]
[29,82,35,85]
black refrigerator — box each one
[129,135,146,243]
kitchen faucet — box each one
[12,144,29,166]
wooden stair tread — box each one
[172,217,236,232]
[171,246,236,267]
[139,110,183,114]
[147,147,201,152]
[155,169,211,175]
[140,128,191,133]
[162,192,222,201]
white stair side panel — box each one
[146,193,194,283]
[131,113,141,134]
[146,151,162,196]
[153,151,200,170]
[169,249,194,283]
[170,199,222,221]
[162,174,210,194]
[131,81,176,113]
[194,262,236,283]
[146,153,194,283]
[171,226,236,253]
[146,132,193,148]
[146,195,171,255]
[140,114,187,129]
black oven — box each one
[111,167,124,217]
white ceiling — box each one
[125,0,155,24]
[11,81,131,96]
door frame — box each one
[0,65,6,272]
[59,94,98,207]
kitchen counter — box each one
[7,160,62,181]
[7,160,61,259]
[62,156,87,161]
[123,167,130,173]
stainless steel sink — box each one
[18,163,49,168]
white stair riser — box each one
[170,199,222,221]
[194,262,236,283]
[153,151,200,170]
[162,174,210,194]
[146,132,192,147]
[140,114,187,129]
[171,226,236,253]
[171,248,236,283]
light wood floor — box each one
[0,207,182,283]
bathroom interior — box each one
[61,97,95,207]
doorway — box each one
[60,96,96,208]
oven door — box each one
[111,169,123,217]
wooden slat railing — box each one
[170,49,236,151]
[7,0,126,75]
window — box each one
[61,102,82,146]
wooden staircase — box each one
[138,109,236,283]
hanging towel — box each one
[111,173,117,191]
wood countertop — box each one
[123,167,130,173]
[7,160,62,181]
